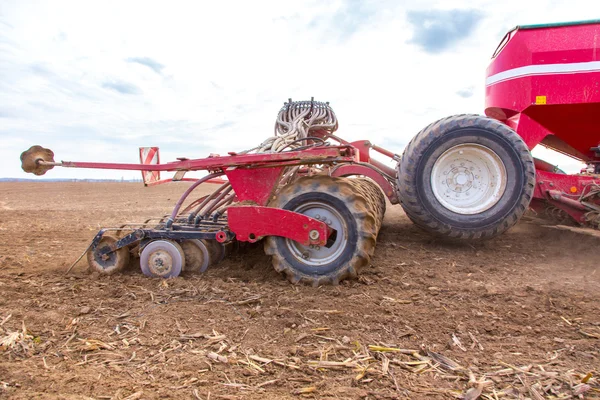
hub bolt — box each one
[309,230,320,240]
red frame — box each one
[50,145,360,245]
[46,139,409,243]
[60,145,356,172]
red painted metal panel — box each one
[486,74,600,157]
[227,206,331,245]
[487,23,600,76]
[485,23,600,160]
[348,140,398,177]
[534,170,599,199]
[225,167,284,206]
[350,140,371,162]
[503,113,552,150]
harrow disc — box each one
[206,239,226,265]
[20,145,55,176]
[140,240,185,278]
[181,239,210,273]
[87,235,130,275]
[265,176,384,286]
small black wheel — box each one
[397,114,535,240]
[140,240,185,278]
[264,176,384,286]
[87,235,130,275]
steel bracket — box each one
[227,206,332,246]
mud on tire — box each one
[264,176,385,286]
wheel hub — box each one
[87,235,130,275]
[95,245,116,267]
[285,202,347,266]
[431,144,507,214]
[148,250,173,275]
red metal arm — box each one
[51,146,357,172]
[227,206,332,246]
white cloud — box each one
[1,0,598,179]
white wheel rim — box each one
[285,201,347,267]
[430,144,507,214]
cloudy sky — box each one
[1,0,597,179]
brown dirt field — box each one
[0,182,598,400]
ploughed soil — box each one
[0,182,598,400]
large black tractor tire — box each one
[264,176,385,286]
[397,115,535,240]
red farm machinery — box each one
[20,20,600,285]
